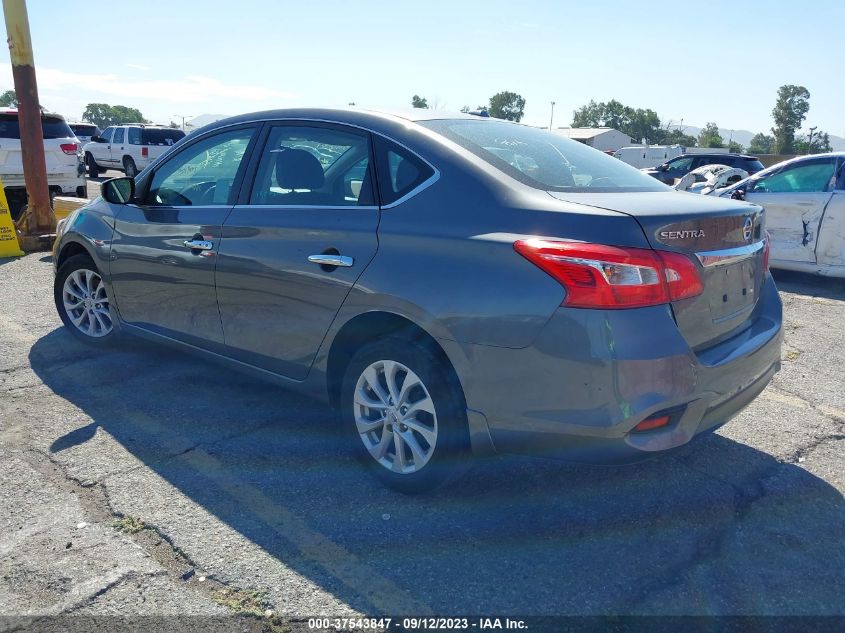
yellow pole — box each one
[2,0,54,243]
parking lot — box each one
[1,222,844,625]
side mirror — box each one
[730,188,746,201]
[102,177,134,204]
[90,135,102,143]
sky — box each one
[2,0,843,137]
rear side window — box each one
[128,127,141,145]
[374,136,434,205]
[0,114,74,139]
[141,128,185,146]
[113,128,125,143]
[744,159,764,172]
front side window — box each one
[146,127,255,206]
[249,125,373,206]
[101,127,115,143]
[421,119,666,192]
[750,159,837,194]
[664,157,695,173]
[113,127,125,144]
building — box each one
[554,127,635,153]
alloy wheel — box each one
[353,359,438,474]
[62,268,113,338]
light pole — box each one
[173,114,192,131]
[549,101,555,130]
[807,126,817,154]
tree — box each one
[82,103,149,128]
[697,122,724,148]
[0,90,16,107]
[747,133,775,154]
[571,99,663,144]
[771,85,810,154]
[727,141,744,153]
[793,130,832,154]
[656,128,697,147]
[411,95,429,109]
[488,91,525,122]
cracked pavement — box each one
[1,252,843,622]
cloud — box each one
[124,63,151,71]
[31,67,296,104]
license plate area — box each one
[707,258,758,322]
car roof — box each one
[193,106,496,135]
[679,153,759,159]
[0,107,67,119]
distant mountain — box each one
[669,124,845,151]
[185,114,229,129]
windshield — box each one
[420,119,668,192]
[71,124,97,136]
[0,114,75,139]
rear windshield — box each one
[70,124,98,136]
[420,119,668,192]
[141,128,185,146]
[0,113,75,139]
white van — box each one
[614,145,685,169]
[0,108,86,219]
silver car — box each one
[715,152,845,278]
[52,108,783,492]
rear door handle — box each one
[183,239,214,250]
[308,254,353,267]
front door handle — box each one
[183,239,214,251]
[308,254,353,267]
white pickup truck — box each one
[83,124,185,178]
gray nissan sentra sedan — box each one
[52,108,783,492]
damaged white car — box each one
[711,152,845,278]
[674,164,749,194]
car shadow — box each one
[772,269,845,300]
[28,329,845,616]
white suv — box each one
[0,108,86,219]
[84,124,185,178]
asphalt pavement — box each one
[1,217,844,628]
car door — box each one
[109,125,258,346]
[745,157,838,263]
[215,122,379,380]
[91,126,114,164]
[110,127,125,167]
[816,159,845,268]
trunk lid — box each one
[548,191,766,350]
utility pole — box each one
[807,126,817,155]
[549,101,555,130]
[173,114,192,131]
[3,0,54,245]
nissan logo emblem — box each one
[742,217,753,241]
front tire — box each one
[341,336,469,493]
[54,254,119,346]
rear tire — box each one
[123,157,138,178]
[340,335,470,493]
[54,254,119,346]
[86,153,100,177]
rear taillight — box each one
[762,231,771,271]
[60,143,78,155]
[513,239,704,309]
[141,147,149,157]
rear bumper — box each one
[453,273,783,462]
